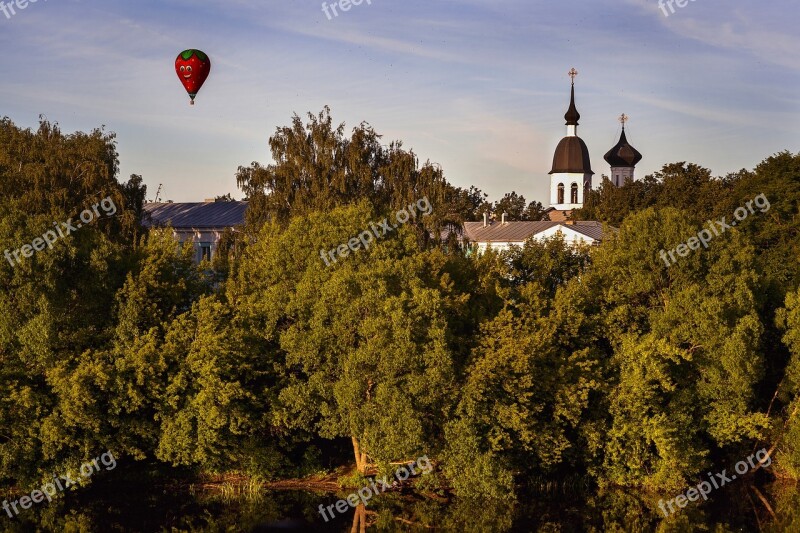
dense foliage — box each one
[1,113,799,513]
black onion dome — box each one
[564,83,580,126]
[549,136,594,175]
[604,129,642,167]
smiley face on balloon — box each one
[175,49,211,105]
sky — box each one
[0,0,798,204]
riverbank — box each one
[2,462,797,531]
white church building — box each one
[548,68,595,216]
[465,68,642,252]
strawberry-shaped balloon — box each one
[175,49,211,106]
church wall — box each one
[550,172,592,209]
[609,167,634,187]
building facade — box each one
[463,219,606,254]
[143,200,248,262]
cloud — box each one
[622,0,800,70]
[625,92,755,127]
[668,16,800,70]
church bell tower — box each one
[604,113,642,186]
[549,68,594,211]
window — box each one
[199,243,212,262]
[571,183,578,204]
[615,174,620,186]
[557,183,564,204]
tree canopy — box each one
[1,113,800,523]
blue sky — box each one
[1,0,797,204]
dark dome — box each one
[604,129,642,167]
[549,136,594,175]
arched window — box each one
[571,183,578,204]
[557,183,564,204]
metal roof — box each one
[565,221,607,241]
[549,136,594,175]
[544,208,570,222]
[143,201,248,229]
[463,220,608,243]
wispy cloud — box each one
[0,0,796,202]
[622,0,800,70]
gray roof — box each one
[143,201,248,229]
[565,221,607,241]
[463,220,608,243]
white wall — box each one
[550,172,592,209]
[609,167,634,187]
[471,226,597,254]
[472,241,527,254]
[536,226,597,246]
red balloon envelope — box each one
[175,49,211,105]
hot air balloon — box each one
[175,49,211,105]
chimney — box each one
[483,212,488,228]
[502,212,508,225]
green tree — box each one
[591,208,768,490]
[492,192,546,221]
[36,230,211,467]
[773,286,800,478]
[493,192,527,220]
[155,296,261,470]
[576,162,724,226]
[229,201,470,472]
[0,118,145,485]
[442,236,604,499]
[235,107,477,238]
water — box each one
[1,474,797,532]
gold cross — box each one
[568,68,578,82]
[619,113,629,126]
